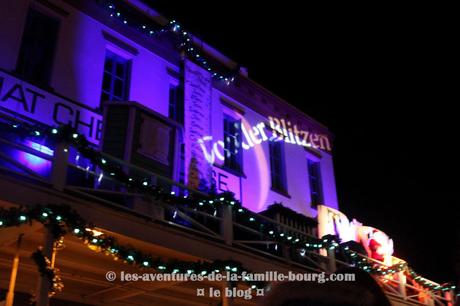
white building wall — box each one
[0,0,339,217]
[52,1,175,116]
[210,90,339,215]
[0,0,175,115]
[0,0,29,71]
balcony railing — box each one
[0,117,455,306]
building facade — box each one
[0,1,454,306]
[0,0,339,218]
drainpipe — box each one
[5,234,24,306]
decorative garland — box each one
[407,268,457,293]
[0,204,457,297]
[105,1,237,85]
[0,204,265,291]
[31,248,64,297]
[0,121,457,297]
[0,121,335,251]
[344,247,408,276]
[343,247,457,294]
[261,203,317,227]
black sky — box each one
[144,1,459,283]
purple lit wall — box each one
[16,150,52,175]
[2,140,54,178]
[51,7,175,116]
[0,1,27,72]
[210,91,339,215]
[0,0,339,218]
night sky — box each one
[146,1,458,283]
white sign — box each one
[183,60,212,189]
[0,71,102,144]
[211,166,241,200]
[197,116,332,165]
[268,117,331,151]
[317,205,394,264]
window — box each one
[223,115,242,173]
[308,159,323,206]
[168,84,184,124]
[100,50,130,104]
[16,8,60,86]
[269,140,287,193]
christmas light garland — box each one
[0,120,457,297]
[0,121,335,251]
[0,204,265,291]
[343,247,457,294]
[105,1,237,85]
[0,203,456,296]
[31,248,64,297]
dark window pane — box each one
[308,159,323,206]
[16,8,59,85]
[102,73,111,91]
[101,92,109,102]
[116,62,125,78]
[100,50,130,105]
[270,141,287,192]
[114,78,123,97]
[223,115,242,173]
[104,58,113,72]
[168,85,184,124]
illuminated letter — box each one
[268,117,283,141]
[241,123,254,149]
[1,84,29,112]
[293,124,303,145]
[309,134,320,149]
[53,102,74,125]
[213,141,225,161]
[286,120,296,144]
[75,110,94,139]
[256,122,268,142]
[26,88,44,114]
[198,136,215,164]
[250,126,263,145]
[318,135,332,151]
[279,118,291,143]
[300,131,311,147]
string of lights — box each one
[0,121,335,250]
[105,1,237,85]
[0,120,457,296]
[31,248,64,297]
[0,204,265,293]
[343,247,457,293]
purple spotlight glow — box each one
[25,141,54,156]
[11,141,54,176]
[16,151,51,175]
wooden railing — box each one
[0,121,455,306]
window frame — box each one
[223,114,243,175]
[168,83,184,124]
[15,6,61,87]
[269,140,288,195]
[100,50,131,106]
[307,158,323,207]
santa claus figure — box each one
[368,230,386,262]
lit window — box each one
[308,159,323,206]
[223,115,242,173]
[269,140,287,193]
[168,84,184,124]
[100,50,130,104]
[16,8,60,86]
